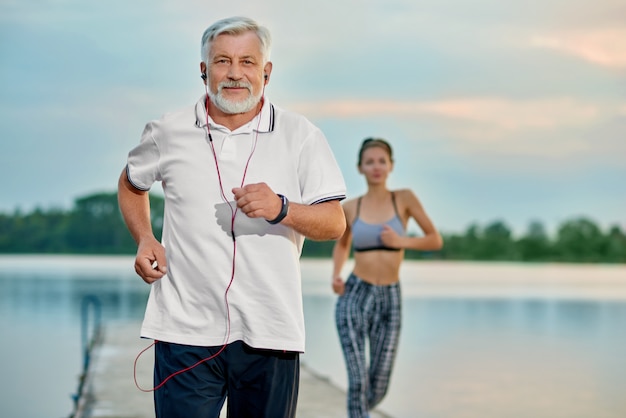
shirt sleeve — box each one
[298,126,347,205]
[126,121,161,191]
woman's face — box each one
[358,146,393,185]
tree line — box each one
[1,192,624,263]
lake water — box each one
[1,255,626,418]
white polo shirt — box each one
[126,95,346,352]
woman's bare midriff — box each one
[352,250,404,285]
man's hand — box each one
[135,237,167,284]
[232,183,282,221]
[234,182,345,241]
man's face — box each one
[205,31,269,114]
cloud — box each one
[290,97,614,129]
[531,28,626,70]
[290,97,625,163]
[1,0,624,234]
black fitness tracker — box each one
[267,194,289,224]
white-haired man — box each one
[118,16,346,418]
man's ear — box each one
[263,62,273,84]
[199,62,207,83]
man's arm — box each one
[281,199,345,241]
[118,168,167,283]
[232,183,346,240]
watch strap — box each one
[267,194,289,225]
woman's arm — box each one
[331,201,355,295]
[380,189,443,251]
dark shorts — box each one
[154,340,300,418]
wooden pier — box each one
[73,321,392,418]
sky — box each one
[0,0,624,236]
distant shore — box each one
[300,258,626,301]
[2,254,626,300]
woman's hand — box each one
[380,224,403,249]
[332,277,345,295]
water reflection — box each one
[0,271,151,418]
[0,274,149,323]
[303,296,626,418]
[406,297,626,334]
[2,261,626,418]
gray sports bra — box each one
[352,192,405,252]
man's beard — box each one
[208,80,262,114]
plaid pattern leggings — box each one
[335,273,402,418]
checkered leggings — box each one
[335,273,402,418]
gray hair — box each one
[200,16,272,64]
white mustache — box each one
[218,80,252,92]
